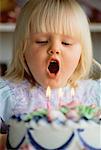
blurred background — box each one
[0,0,101,76]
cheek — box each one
[72,50,81,63]
[71,44,81,62]
[64,45,81,68]
[25,47,39,63]
[24,49,37,73]
[24,48,45,74]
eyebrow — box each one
[29,32,77,41]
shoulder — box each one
[0,78,13,99]
[77,79,100,106]
[0,78,30,96]
[78,79,100,89]
[78,79,100,93]
[0,78,15,121]
[0,78,30,121]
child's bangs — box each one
[30,1,81,40]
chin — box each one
[45,81,66,89]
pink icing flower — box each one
[66,100,81,108]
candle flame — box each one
[58,88,63,98]
[46,86,51,99]
[71,88,75,97]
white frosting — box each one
[7,110,101,150]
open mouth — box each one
[47,58,60,78]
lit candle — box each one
[67,87,81,108]
[58,88,63,108]
[71,87,75,101]
[46,86,51,112]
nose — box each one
[48,49,61,55]
[47,37,61,55]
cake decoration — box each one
[6,103,101,150]
[6,87,101,149]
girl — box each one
[0,0,100,149]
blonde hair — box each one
[5,0,93,87]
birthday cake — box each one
[6,104,101,150]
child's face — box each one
[25,33,81,88]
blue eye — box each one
[62,42,71,45]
